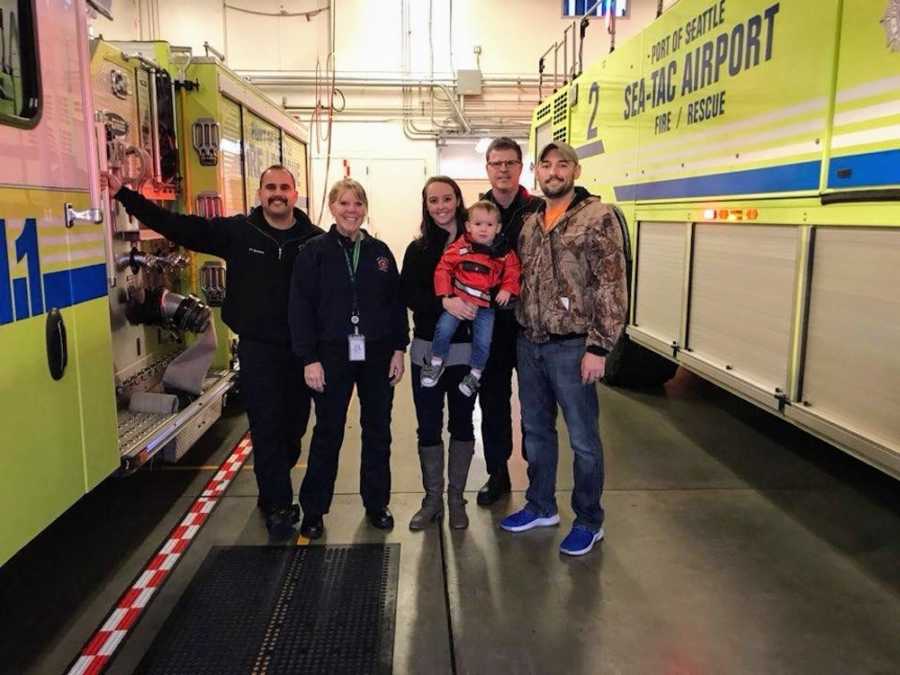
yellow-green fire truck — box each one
[531,0,899,480]
[1,1,309,566]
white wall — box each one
[97,0,661,76]
[307,120,437,258]
[404,0,659,78]
[439,138,534,186]
[91,0,140,40]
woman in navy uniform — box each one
[289,178,408,539]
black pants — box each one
[299,341,394,516]
[410,363,476,446]
[479,310,519,477]
[238,339,311,510]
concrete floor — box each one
[1,369,898,674]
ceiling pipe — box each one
[241,74,541,88]
[433,84,470,134]
[260,78,474,134]
[285,105,533,118]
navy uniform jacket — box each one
[290,225,409,365]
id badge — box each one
[349,333,366,362]
[559,296,571,311]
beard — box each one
[539,176,574,198]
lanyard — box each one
[342,235,362,331]
[342,236,361,278]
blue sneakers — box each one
[500,508,561,532]
[559,525,604,556]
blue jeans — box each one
[433,307,495,371]
[517,335,605,531]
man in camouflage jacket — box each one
[500,141,628,557]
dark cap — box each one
[538,141,579,164]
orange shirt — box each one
[543,200,570,232]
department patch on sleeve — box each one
[376,256,391,272]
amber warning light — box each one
[701,208,759,221]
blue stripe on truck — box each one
[43,263,107,310]
[828,149,900,189]
[614,160,822,201]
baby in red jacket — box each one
[422,200,521,396]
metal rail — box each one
[119,371,236,474]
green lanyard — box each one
[342,235,362,329]
[343,236,361,278]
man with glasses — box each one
[477,138,542,506]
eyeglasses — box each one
[487,160,522,169]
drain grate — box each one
[136,545,399,675]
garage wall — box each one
[306,121,437,257]
[95,1,658,76]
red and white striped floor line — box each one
[66,433,253,675]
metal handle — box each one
[64,202,104,228]
[46,309,68,380]
[95,115,118,289]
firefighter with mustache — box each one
[102,165,323,540]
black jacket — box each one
[116,187,323,346]
[483,185,543,353]
[400,225,471,344]
[483,185,543,255]
[290,226,409,364]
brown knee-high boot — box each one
[409,443,444,530]
[447,439,475,529]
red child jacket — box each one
[433,235,521,308]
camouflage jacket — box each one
[515,187,628,354]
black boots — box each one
[300,513,324,539]
[299,508,392,539]
[366,508,395,530]
[265,506,299,541]
[476,469,511,506]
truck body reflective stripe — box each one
[614,159,821,200]
[43,263,107,310]
[828,148,900,188]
